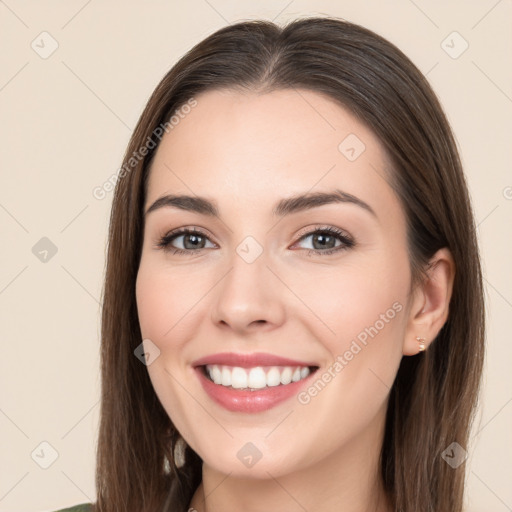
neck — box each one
[188,402,392,512]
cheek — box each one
[290,263,408,448]
[135,261,200,343]
[291,254,408,337]
[135,262,199,433]
[289,252,409,392]
[136,269,169,341]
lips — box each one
[192,352,318,368]
[192,352,319,413]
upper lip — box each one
[192,352,319,369]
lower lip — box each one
[195,367,317,413]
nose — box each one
[210,246,285,335]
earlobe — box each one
[402,248,456,356]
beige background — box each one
[0,1,510,511]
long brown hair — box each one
[95,16,485,512]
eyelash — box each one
[156,225,355,257]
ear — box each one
[403,248,456,356]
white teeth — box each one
[266,367,281,387]
[248,367,267,389]
[205,364,312,389]
[211,365,222,385]
[221,366,231,386]
[280,367,292,385]
[231,367,248,389]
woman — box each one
[56,15,484,512]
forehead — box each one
[145,88,400,221]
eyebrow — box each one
[144,189,377,219]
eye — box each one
[155,225,355,257]
[292,226,355,256]
[156,228,216,255]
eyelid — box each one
[293,224,353,244]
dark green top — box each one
[53,504,92,512]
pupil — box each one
[184,234,204,249]
[314,234,334,250]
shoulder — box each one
[51,504,93,512]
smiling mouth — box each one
[200,364,319,391]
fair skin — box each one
[135,88,455,512]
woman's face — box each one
[136,88,415,478]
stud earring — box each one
[416,336,426,352]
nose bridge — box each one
[211,233,284,331]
